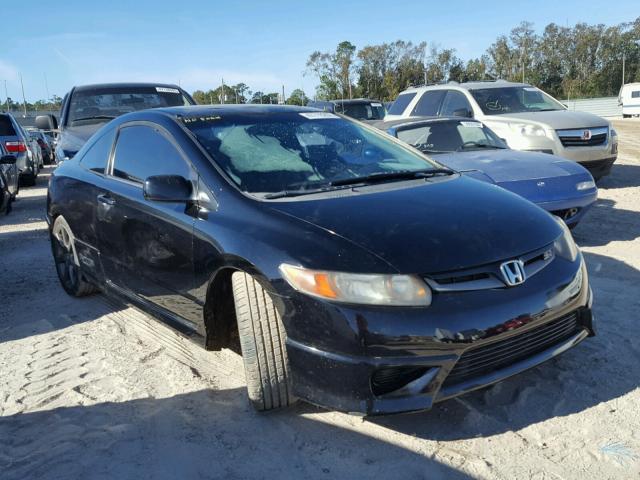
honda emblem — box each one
[499,260,526,286]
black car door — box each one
[98,122,200,327]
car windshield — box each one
[337,102,386,120]
[183,111,440,196]
[67,86,193,126]
[397,120,508,153]
[469,86,565,115]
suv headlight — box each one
[279,264,432,306]
[552,216,579,261]
[510,123,547,137]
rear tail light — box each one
[5,141,26,153]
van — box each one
[618,82,640,118]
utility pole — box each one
[19,73,27,117]
[3,80,8,112]
[44,72,50,104]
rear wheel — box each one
[21,174,36,187]
[51,216,97,297]
[232,271,295,411]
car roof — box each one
[114,104,324,123]
[72,82,184,92]
[402,80,531,93]
[313,98,382,105]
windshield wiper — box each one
[71,115,117,123]
[263,185,338,199]
[456,142,506,151]
[329,168,454,187]
[413,144,451,154]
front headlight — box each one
[510,123,547,137]
[576,180,596,191]
[552,217,579,261]
[279,264,432,306]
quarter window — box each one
[411,91,446,117]
[111,125,190,184]
[80,128,116,174]
[387,93,416,115]
[440,91,473,117]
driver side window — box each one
[111,125,191,184]
[440,91,472,117]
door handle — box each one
[97,193,116,206]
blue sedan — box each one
[375,117,597,227]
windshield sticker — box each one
[156,87,180,94]
[371,102,383,107]
[299,112,339,120]
[461,121,482,127]
[180,115,222,124]
[524,87,538,92]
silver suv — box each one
[385,80,618,179]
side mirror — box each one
[452,108,473,118]
[143,175,193,202]
[35,114,59,131]
[0,155,16,165]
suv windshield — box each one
[397,120,508,153]
[336,102,386,120]
[184,111,440,195]
[67,86,193,126]
[469,86,565,115]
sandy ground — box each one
[0,120,639,480]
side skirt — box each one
[104,279,206,350]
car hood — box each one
[486,110,609,129]
[434,149,588,182]
[433,150,595,205]
[58,124,104,153]
[268,175,562,274]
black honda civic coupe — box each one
[47,105,593,415]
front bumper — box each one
[282,256,592,415]
[577,157,617,180]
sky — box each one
[2,0,639,103]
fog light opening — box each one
[371,366,434,397]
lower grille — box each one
[371,366,430,396]
[443,312,580,386]
[551,207,580,221]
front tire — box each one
[232,271,295,411]
[51,215,97,297]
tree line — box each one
[307,18,640,102]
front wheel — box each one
[232,271,295,411]
[51,215,97,297]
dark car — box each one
[27,129,54,164]
[376,117,598,227]
[0,142,19,214]
[307,98,386,122]
[48,105,593,416]
[1,112,39,186]
[36,82,196,161]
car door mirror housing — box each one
[0,155,16,165]
[35,114,59,131]
[143,175,193,202]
